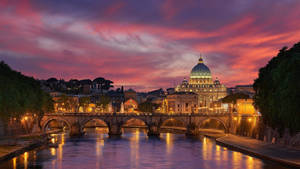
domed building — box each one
[175,56,227,108]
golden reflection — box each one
[215,145,221,165]
[95,134,104,169]
[202,137,212,160]
[222,146,228,162]
[61,133,65,145]
[57,144,63,169]
[12,157,17,169]
[247,156,254,169]
[232,151,242,169]
[130,129,140,168]
[135,129,140,142]
[24,152,28,169]
[202,137,207,160]
[96,136,104,157]
[50,148,56,156]
[166,133,173,154]
[216,145,220,152]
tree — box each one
[56,94,78,112]
[0,61,54,132]
[96,95,111,107]
[79,96,90,111]
[138,101,159,113]
[93,77,114,93]
[253,42,300,134]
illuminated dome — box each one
[190,57,212,79]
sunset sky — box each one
[1,0,300,91]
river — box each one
[0,128,290,169]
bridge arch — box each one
[198,117,228,132]
[42,117,71,132]
[122,117,148,127]
[161,117,187,128]
[81,118,109,128]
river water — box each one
[0,128,290,169]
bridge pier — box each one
[108,124,122,136]
[147,125,160,136]
[70,122,84,137]
[185,123,200,136]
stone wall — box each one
[233,118,300,147]
[261,127,300,147]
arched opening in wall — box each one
[199,118,226,134]
[122,118,147,136]
[44,119,70,133]
[235,117,256,137]
[82,119,108,134]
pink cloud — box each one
[1,0,300,91]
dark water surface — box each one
[0,128,290,169]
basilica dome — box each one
[190,57,212,79]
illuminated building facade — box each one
[235,99,258,115]
[166,92,198,113]
[124,98,138,112]
[175,57,227,108]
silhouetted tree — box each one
[0,61,54,131]
[253,42,300,135]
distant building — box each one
[166,88,175,95]
[124,98,138,112]
[229,85,255,97]
[166,92,198,113]
[176,56,227,108]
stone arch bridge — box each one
[41,112,238,136]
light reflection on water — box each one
[0,128,291,169]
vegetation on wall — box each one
[253,42,300,134]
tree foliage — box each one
[0,61,54,122]
[253,42,300,134]
[138,101,159,113]
[79,96,90,109]
[56,94,78,112]
[96,95,111,108]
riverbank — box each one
[216,134,300,168]
[0,130,61,162]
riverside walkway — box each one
[216,134,300,168]
[0,130,60,162]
